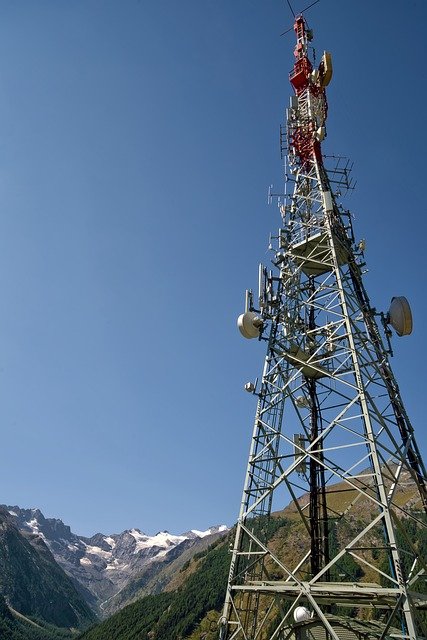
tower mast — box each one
[220,14,427,640]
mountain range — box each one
[0,468,424,640]
[2,505,228,618]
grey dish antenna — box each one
[387,296,413,336]
[237,312,263,339]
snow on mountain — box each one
[129,529,187,553]
[3,505,229,616]
[190,524,228,538]
[104,536,116,548]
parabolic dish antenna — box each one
[293,606,312,623]
[387,296,413,337]
[237,311,263,339]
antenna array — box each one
[219,14,427,640]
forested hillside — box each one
[0,594,76,640]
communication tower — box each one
[219,14,427,640]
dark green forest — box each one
[0,595,76,640]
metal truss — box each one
[219,14,427,640]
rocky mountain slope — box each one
[102,522,230,616]
[78,532,233,640]
[0,507,95,635]
[3,505,228,617]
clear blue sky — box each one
[0,0,425,537]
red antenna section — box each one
[290,16,313,92]
[288,15,332,168]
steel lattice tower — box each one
[219,14,427,640]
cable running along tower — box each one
[219,14,427,640]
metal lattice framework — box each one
[219,15,427,640]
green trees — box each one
[0,602,76,640]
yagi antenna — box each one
[286,0,296,18]
[280,0,321,36]
[299,0,321,13]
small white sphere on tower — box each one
[293,606,311,623]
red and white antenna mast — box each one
[289,15,330,167]
[220,13,427,640]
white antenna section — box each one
[258,264,265,309]
[244,289,251,313]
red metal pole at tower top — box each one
[290,16,313,94]
[288,15,332,167]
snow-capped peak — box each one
[190,524,228,538]
[129,529,187,553]
[184,524,229,540]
